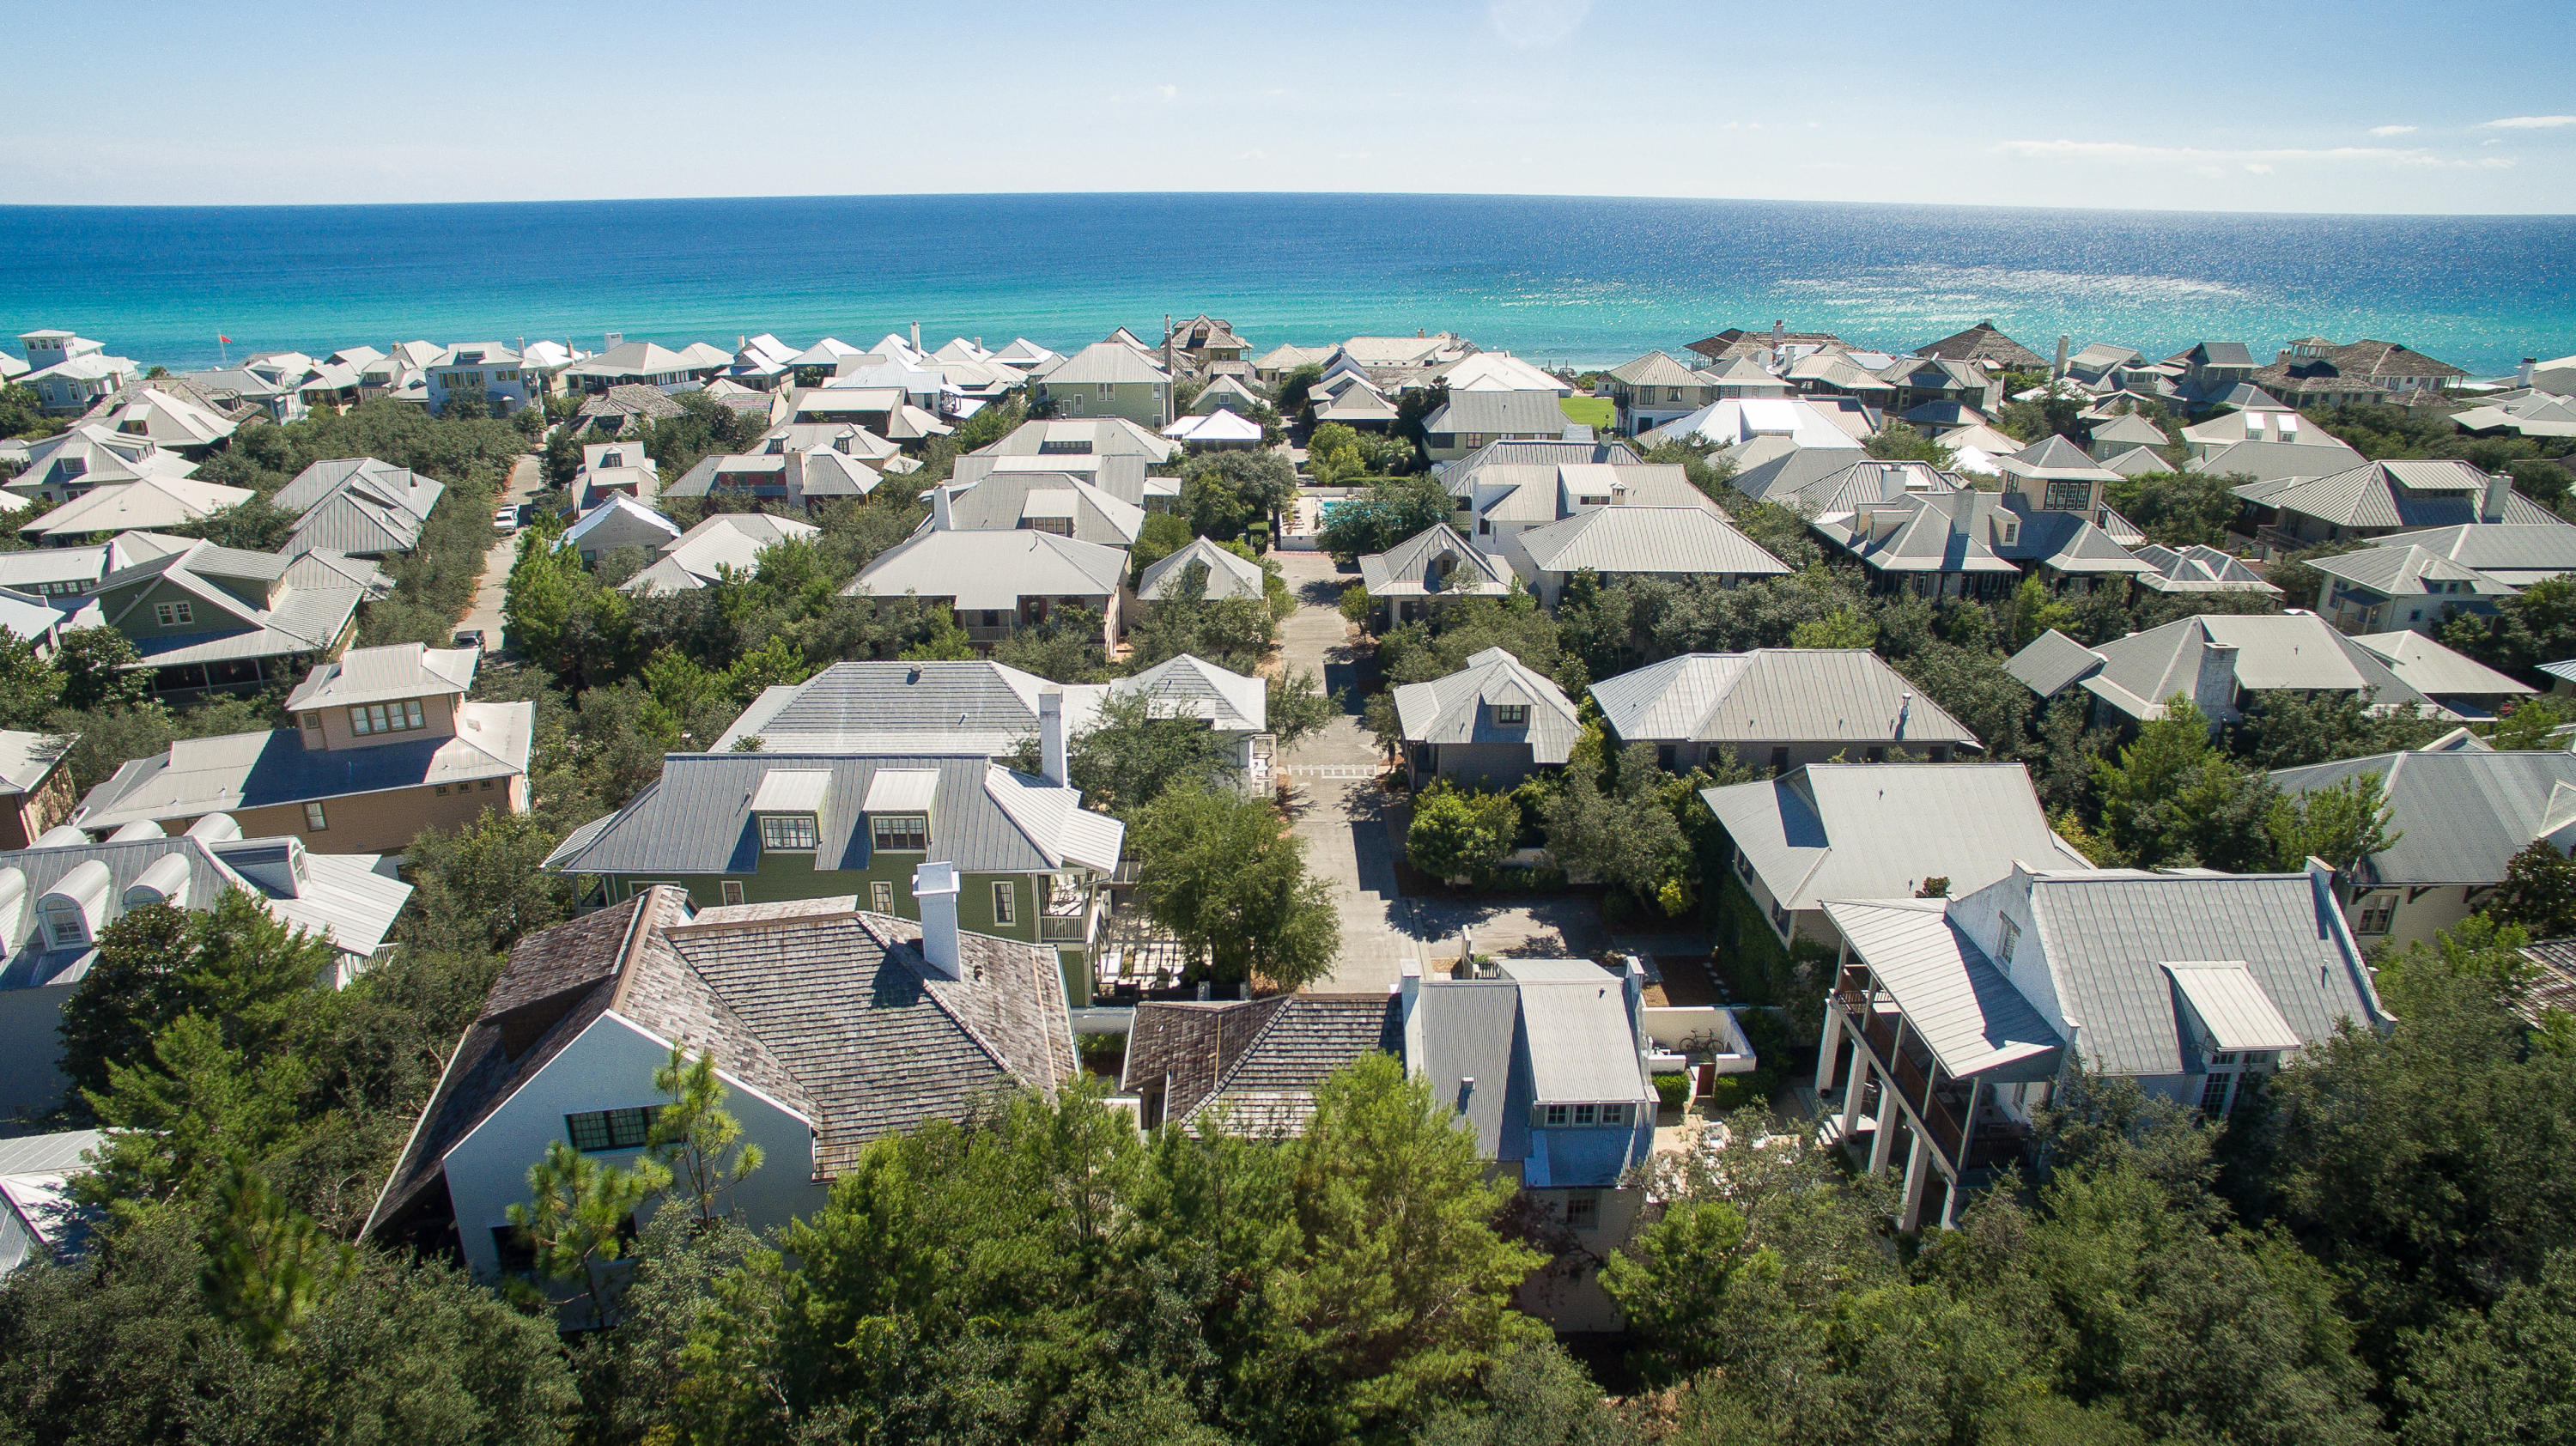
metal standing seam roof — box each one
[2018,613,2439,720]
[1410,979,1530,1163]
[2350,631,2535,699]
[284,642,476,710]
[1705,763,2090,914]
[1820,898,2065,1079]
[711,659,1057,755]
[1591,649,1980,748]
[1039,342,1169,386]
[544,753,1124,878]
[849,528,1127,611]
[2163,963,2305,1051]
[0,732,70,794]
[1500,960,1653,1105]
[26,477,256,535]
[1136,537,1267,602]
[2014,869,2381,1078]
[74,702,532,829]
[1357,523,1516,598]
[1391,647,1582,758]
[1607,351,1704,388]
[2367,522,2576,584]
[2233,460,2556,531]
[934,470,1144,546]
[2274,747,2576,886]
[1516,505,1790,579]
[1118,653,1266,732]
[1425,391,1574,436]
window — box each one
[1770,746,1790,774]
[2355,894,2396,934]
[1600,1103,1629,1127]
[1997,914,2020,963]
[1097,384,1116,399]
[1564,1192,1601,1230]
[489,1225,537,1275]
[1572,1103,1597,1126]
[992,880,1017,926]
[349,700,425,735]
[480,779,494,790]
[154,601,193,627]
[872,880,894,913]
[872,814,928,852]
[564,1107,653,1153]
[628,879,677,900]
[1927,745,1950,763]
[1864,746,1886,763]
[2044,481,2092,511]
[2198,1071,2235,1115]
[1544,1103,1569,1127]
[760,813,819,851]
[40,899,86,951]
[304,801,327,831]
[301,713,322,732]
[720,880,744,906]
[433,784,448,796]
[1492,703,1528,726]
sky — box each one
[9,0,2576,214]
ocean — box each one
[2,192,2570,376]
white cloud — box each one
[1487,0,1593,49]
[2368,125,2417,136]
[2483,114,2576,128]
[1157,84,1177,102]
[1996,138,2509,171]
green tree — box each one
[649,1046,765,1226]
[52,626,151,712]
[2230,688,2446,769]
[0,634,64,728]
[58,891,333,1108]
[1130,510,1194,576]
[2488,694,2571,750]
[1788,606,1877,650]
[197,1157,356,1354]
[1273,1054,1546,1433]
[2491,838,2576,936]
[1407,781,1519,882]
[77,1013,314,1216]
[1315,475,1455,561]
[2105,471,2242,548]
[2393,1246,2576,1446]
[1018,687,1239,818]
[1133,786,1340,990]
[1862,426,1955,468]
[1267,669,1337,750]
[2266,771,2401,873]
[1308,422,1367,486]
[509,1140,672,1328]
[1543,744,1692,908]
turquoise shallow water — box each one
[2,192,2570,375]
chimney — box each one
[931,483,956,531]
[2484,469,2512,524]
[1949,490,1974,539]
[1039,690,1068,786]
[605,331,622,348]
[912,862,962,978]
[2522,358,2538,387]
[2192,638,2240,725]
[1897,690,1913,737]
[1771,319,1785,350]
[2053,335,2069,379]
[909,321,921,352]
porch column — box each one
[1868,1080,1901,1175]
[1813,1006,1844,1095]
[1841,1060,1873,1136]
[1899,1130,1933,1231]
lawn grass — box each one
[1558,395,1615,428]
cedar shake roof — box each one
[1122,994,1401,1134]
[1917,320,2046,371]
[363,889,1078,1238]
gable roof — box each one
[283,642,476,710]
[93,540,367,670]
[1358,523,1516,599]
[1391,647,1581,760]
[1998,434,2121,483]
[2007,613,2438,720]
[543,753,1123,878]
[2365,522,2576,587]
[2275,747,2576,886]
[1592,649,1980,748]
[619,513,821,596]
[1425,391,1573,436]
[1516,505,1790,580]
[2310,544,2518,599]
[1116,653,1266,732]
[1123,994,1399,1133]
[1137,537,1267,602]
[2130,544,2281,595]
[1042,342,1168,386]
[2233,460,2552,531]
[713,660,1059,755]
[931,470,1143,546]
[75,701,532,830]
[564,493,681,549]
[1705,762,2089,915]
[24,476,254,538]
[1607,351,1704,389]
[1918,321,2046,370]
[362,890,1078,1236]
[2349,630,2536,700]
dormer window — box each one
[39,897,86,950]
[350,700,425,735]
[870,814,927,852]
[1492,704,1528,727]
[761,814,819,851]
[155,602,193,627]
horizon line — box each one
[3,188,2573,222]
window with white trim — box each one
[871,814,927,852]
[304,801,327,831]
[155,601,192,627]
[760,813,818,851]
[720,880,744,905]
[1564,1192,1600,1230]
[871,880,894,912]
[2355,894,2396,934]
[992,880,1017,926]
[39,898,87,950]
[1492,704,1528,726]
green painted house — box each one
[544,750,1124,1005]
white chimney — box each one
[912,861,962,978]
[2484,470,2513,524]
[1771,319,1785,349]
[1039,690,1068,786]
[2522,358,2538,387]
[605,331,622,348]
[910,321,922,352]
[2053,335,2069,380]
[931,483,956,531]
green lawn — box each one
[1559,395,1615,428]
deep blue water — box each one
[2,192,2570,375]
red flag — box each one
[218,335,231,344]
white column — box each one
[1937,1163,1965,1230]
[1841,1060,1872,1135]
[1813,1008,1844,1095]
[1868,1083,1900,1175]
[1899,1130,1933,1231]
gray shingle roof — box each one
[1358,524,1516,598]
[1592,650,1981,749]
[1516,506,1790,580]
[1705,763,2090,914]
[1392,647,1582,760]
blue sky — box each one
[11,0,2575,213]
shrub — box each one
[1653,1072,1691,1109]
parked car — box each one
[493,504,520,532]
[452,629,486,650]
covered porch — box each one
[1810,898,2065,1231]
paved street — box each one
[1267,550,1595,993]
[456,454,544,649]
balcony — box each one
[1038,914,1089,945]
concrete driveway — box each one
[1267,549,1593,993]
[456,454,543,650]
